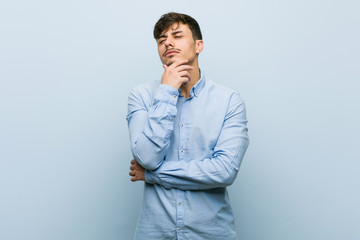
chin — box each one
[164,58,175,66]
[167,61,175,66]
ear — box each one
[195,40,204,54]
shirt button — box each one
[173,95,177,99]
[180,123,184,127]
[180,150,184,153]
[178,202,181,205]
[181,99,184,103]
[178,227,182,231]
[170,118,174,121]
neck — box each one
[180,62,200,99]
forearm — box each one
[145,136,249,190]
[130,104,175,170]
[128,84,179,170]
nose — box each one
[165,38,174,48]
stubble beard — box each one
[164,57,175,67]
[165,58,193,67]
[166,60,174,67]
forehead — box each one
[160,22,191,36]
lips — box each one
[164,49,179,57]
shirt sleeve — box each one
[144,93,249,190]
[127,84,179,170]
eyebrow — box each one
[158,31,183,40]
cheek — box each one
[158,45,165,53]
[184,41,196,52]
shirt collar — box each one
[190,69,206,98]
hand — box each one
[129,159,145,182]
[161,59,193,89]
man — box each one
[127,12,249,240]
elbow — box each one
[136,157,160,170]
[132,146,162,170]
[222,174,237,187]
[220,166,239,187]
[218,153,244,187]
[130,137,168,170]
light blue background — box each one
[1,0,359,239]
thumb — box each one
[163,64,168,70]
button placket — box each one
[176,190,185,235]
[176,98,186,238]
[179,101,186,159]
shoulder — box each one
[204,79,247,120]
[204,79,244,104]
[128,80,161,110]
[130,80,160,98]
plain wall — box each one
[1,0,359,239]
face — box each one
[156,23,203,66]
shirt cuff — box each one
[145,169,156,184]
[154,84,179,105]
[145,168,164,185]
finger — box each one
[131,159,136,164]
[131,176,136,182]
[180,77,191,83]
[129,171,134,176]
[130,165,135,170]
[175,64,193,72]
[178,70,191,78]
[169,59,188,69]
[179,74,191,83]
[163,64,168,69]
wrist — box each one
[154,84,179,105]
[161,81,181,90]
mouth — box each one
[164,49,180,57]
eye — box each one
[159,39,165,44]
[175,35,182,38]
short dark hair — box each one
[153,12,202,41]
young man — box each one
[127,12,249,240]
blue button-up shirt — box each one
[127,72,249,240]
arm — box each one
[127,59,193,170]
[144,93,249,190]
[127,85,178,170]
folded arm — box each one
[127,84,178,170]
[144,93,250,190]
